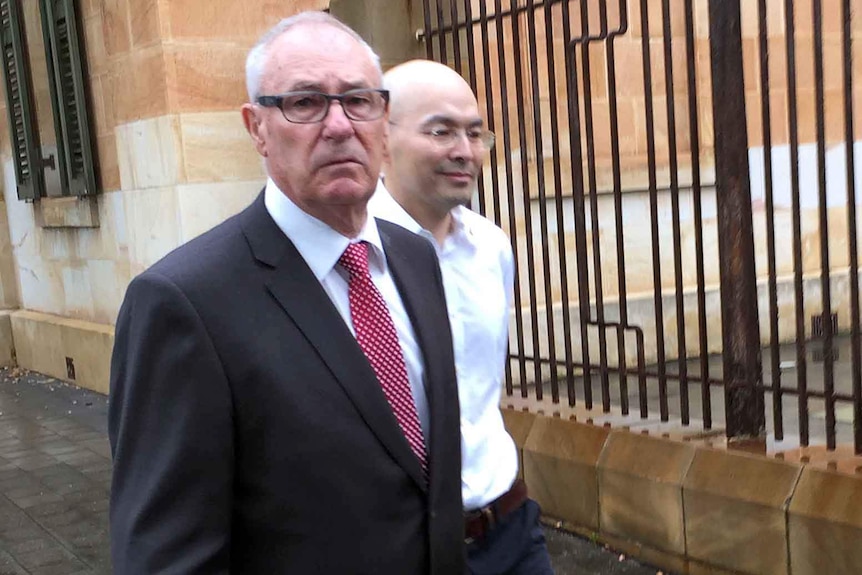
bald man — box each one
[370,60,554,574]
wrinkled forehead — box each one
[262,24,381,93]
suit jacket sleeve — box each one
[109,271,233,574]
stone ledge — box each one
[599,430,696,555]
[11,310,113,394]
[683,448,802,575]
[500,408,536,481]
[788,466,862,574]
[523,415,610,531]
[35,197,100,228]
[503,403,862,575]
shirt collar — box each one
[448,205,470,241]
[263,178,387,281]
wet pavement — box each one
[0,367,662,574]
[0,368,111,575]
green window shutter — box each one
[0,0,45,201]
[40,0,96,196]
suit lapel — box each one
[240,196,428,492]
[379,229,438,401]
[378,222,450,472]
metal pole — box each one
[707,0,766,439]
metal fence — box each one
[420,0,862,452]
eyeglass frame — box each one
[389,120,495,151]
[256,88,390,124]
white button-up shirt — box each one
[264,179,430,441]
[370,183,519,509]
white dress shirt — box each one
[370,182,519,509]
[264,179,430,441]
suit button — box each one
[430,510,437,519]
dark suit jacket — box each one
[108,193,464,574]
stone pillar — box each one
[330,0,425,69]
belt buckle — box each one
[481,505,496,531]
[464,505,496,545]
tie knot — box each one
[339,242,370,278]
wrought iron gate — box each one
[420,0,862,453]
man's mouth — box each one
[441,171,474,183]
[322,157,361,168]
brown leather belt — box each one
[464,479,528,544]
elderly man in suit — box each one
[108,12,464,575]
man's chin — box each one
[441,185,474,207]
[321,179,376,204]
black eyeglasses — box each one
[256,88,389,124]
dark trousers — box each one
[466,498,554,575]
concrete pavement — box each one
[0,367,661,575]
[0,368,110,574]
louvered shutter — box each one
[40,0,96,196]
[0,0,44,201]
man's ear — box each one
[242,104,267,157]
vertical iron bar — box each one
[494,0,530,397]
[542,0,576,402]
[843,0,862,454]
[564,0,594,408]
[580,0,612,412]
[510,0,545,399]
[478,0,502,227]
[423,0,434,59]
[640,0,669,421]
[607,0,631,415]
[784,0,810,446]
[812,0,836,450]
[462,0,477,90]
[462,0,488,217]
[758,0,783,440]
[525,0,559,401]
[436,0,448,63]
[708,0,766,439]
[662,0,689,425]
[598,0,608,37]
[449,0,462,74]
[636,326,647,417]
[473,0,511,390]
[684,0,711,429]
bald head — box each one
[384,60,477,123]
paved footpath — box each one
[0,367,662,575]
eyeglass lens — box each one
[280,90,386,123]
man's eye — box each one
[466,130,483,140]
[430,128,452,138]
[345,95,372,106]
[288,95,321,109]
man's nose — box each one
[321,100,355,138]
[449,131,476,161]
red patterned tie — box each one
[339,242,428,475]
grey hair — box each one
[245,11,382,101]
